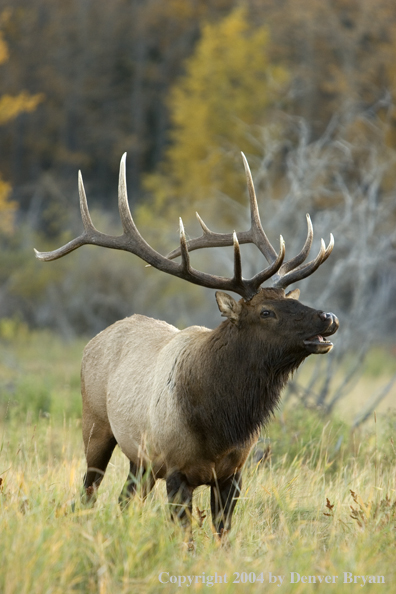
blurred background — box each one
[0,0,395,424]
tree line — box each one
[0,0,395,216]
[0,0,395,417]
[0,0,395,344]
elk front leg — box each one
[119,461,156,508]
[166,471,194,536]
[82,433,117,505]
[210,472,242,537]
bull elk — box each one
[35,153,338,540]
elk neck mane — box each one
[175,317,307,457]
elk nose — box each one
[319,311,336,322]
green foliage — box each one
[260,401,396,478]
[361,347,396,378]
[261,406,350,474]
[142,7,289,226]
[0,315,29,341]
[0,327,84,422]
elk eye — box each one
[260,309,272,318]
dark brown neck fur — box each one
[176,320,306,458]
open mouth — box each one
[303,334,334,354]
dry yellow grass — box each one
[1,410,395,592]
[0,330,395,592]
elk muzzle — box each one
[303,312,339,354]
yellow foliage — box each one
[0,315,29,341]
[0,26,43,234]
[0,177,15,235]
[0,91,43,125]
[146,0,206,22]
[0,30,8,65]
[143,7,289,224]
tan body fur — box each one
[80,288,338,541]
[82,313,256,490]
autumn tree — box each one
[250,0,396,138]
[0,21,42,234]
[0,0,238,214]
[142,7,289,226]
[2,0,396,221]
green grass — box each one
[0,328,395,593]
[0,320,84,422]
[360,346,396,378]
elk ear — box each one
[286,288,300,300]
[215,291,242,323]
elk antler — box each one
[167,152,334,289]
[34,153,286,301]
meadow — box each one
[0,322,395,593]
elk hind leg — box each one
[119,461,156,509]
[82,421,117,505]
[210,472,242,538]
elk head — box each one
[216,288,338,356]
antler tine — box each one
[166,212,251,260]
[34,233,87,262]
[240,153,334,289]
[166,153,279,262]
[179,218,190,272]
[240,152,278,264]
[34,171,97,261]
[196,212,211,235]
[79,170,97,232]
[324,233,335,261]
[118,152,138,235]
[251,236,286,292]
[273,235,334,289]
[233,231,242,283]
[277,213,314,276]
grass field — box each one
[0,325,395,593]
